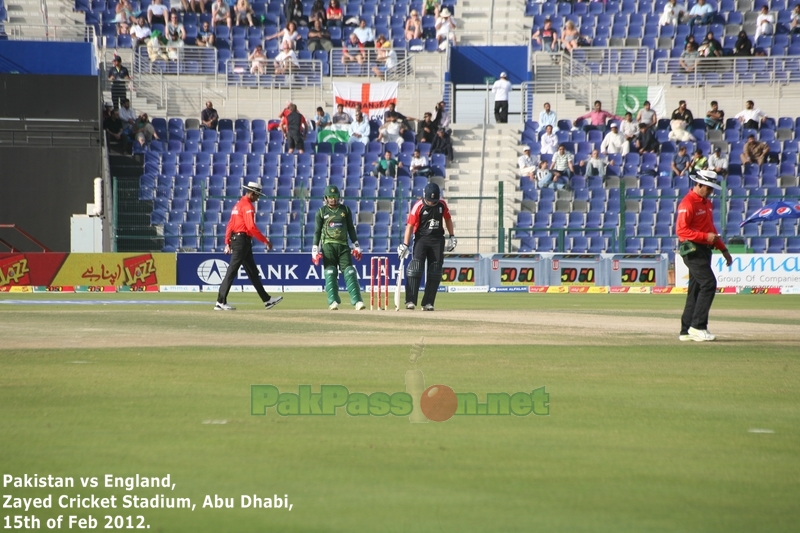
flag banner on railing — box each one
[317,125,350,146]
[333,81,398,121]
[615,86,666,119]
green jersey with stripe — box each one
[314,204,358,245]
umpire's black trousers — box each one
[217,233,270,304]
[680,244,717,333]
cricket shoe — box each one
[329,302,339,310]
[405,302,415,310]
[354,301,366,311]
[264,296,283,310]
[214,302,235,311]
[688,327,716,342]
[678,333,693,341]
[422,304,435,311]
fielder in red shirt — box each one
[675,170,732,341]
[214,181,283,311]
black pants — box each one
[111,82,126,109]
[406,236,444,307]
[743,119,760,130]
[494,100,508,123]
[217,233,271,304]
[680,245,717,333]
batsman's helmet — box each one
[424,182,440,203]
[324,185,341,199]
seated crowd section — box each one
[136,116,448,252]
[517,113,800,257]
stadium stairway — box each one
[4,0,45,37]
[458,0,529,45]
[109,154,161,252]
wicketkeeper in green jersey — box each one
[312,185,366,311]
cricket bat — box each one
[394,257,404,311]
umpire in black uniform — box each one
[398,182,457,311]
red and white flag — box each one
[333,82,398,121]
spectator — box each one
[332,104,352,124]
[307,18,333,52]
[103,101,114,122]
[435,8,456,50]
[671,100,694,124]
[708,147,729,176]
[234,0,255,27]
[792,4,800,34]
[634,122,659,154]
[326,0,343,28]
[432,101,451,131]
[734,30,752,56]
[704,101,724,130]
[698,31,722,58]
[620,112,638,143]
[371,45,399,78]
[659,0,684,26]
[600,122,630,155]
[348,111,370,145]
[201,101,219,130]
[561,20,581,52]
[196,20,215,46]
[538,102,557,133]
[315,107,331,130]
[354,18,376,47]
[540,124,558,155]
[417,112,435,143]
[686,0,714,29]
[342,32,365,65]
[118,98,137,137]
[679,42,699,72]
[518,146,538,178]
[424,0,441,17]
[268,21,301,49]
[114,0,135,35]
[147,0,169,26]
[405,10,423,41]
[372,150,402,177]
[212,0,232,30]
[130,16,151,48]
[574,100,620,132]
[133,113,158,147]
[309,0,326,26]
[550,144,575,183]
[166,12,186,51]
[249,44,268,74]
[430,128,454,162]
[735,100,767,129]
[281,103,307,153]
[146,30,169,61]
[755,6,775,41]
[181,0,205,15]
[532,18,558,53]
[107,56,130,109]
[580,149,612,179]
[690,148,708,172]
[535,159,567,190]
[410,149,432,177]
[104,109,128,153]
[741,134,769,165]
[384,103,414,132]
[274,40,300,75]
[636,100,657,130]
[377,115,402,143]
[285,0,307,27]
[671,145,691,177]
[491,72,512,124]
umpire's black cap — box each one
[424,182,440,202]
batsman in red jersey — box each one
[675,170,733,341]
[214,181,283,311]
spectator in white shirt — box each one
[410,149,432,177]
[580,149,613,179]
[518,146,538,177]
[708,146,729,176]
[353,18,376,47]
[755,6,775,41]
[735,100,767,130]
[435,8,456,50]
[491,72,512,123]
[600,123,630,155]
[619,112,638,143]
[659,0,684,26]
[536,159,567,190]
[686,0,714,30]
[538,102,557,133]
[348,111,370,145]
[147,0,169,26]
[540,124,558,155]
[130,16,151,47]
[377,115,402,144]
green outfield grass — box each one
[1,293,799,532]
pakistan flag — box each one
[317,125,349,148]
[616,86,666,119]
